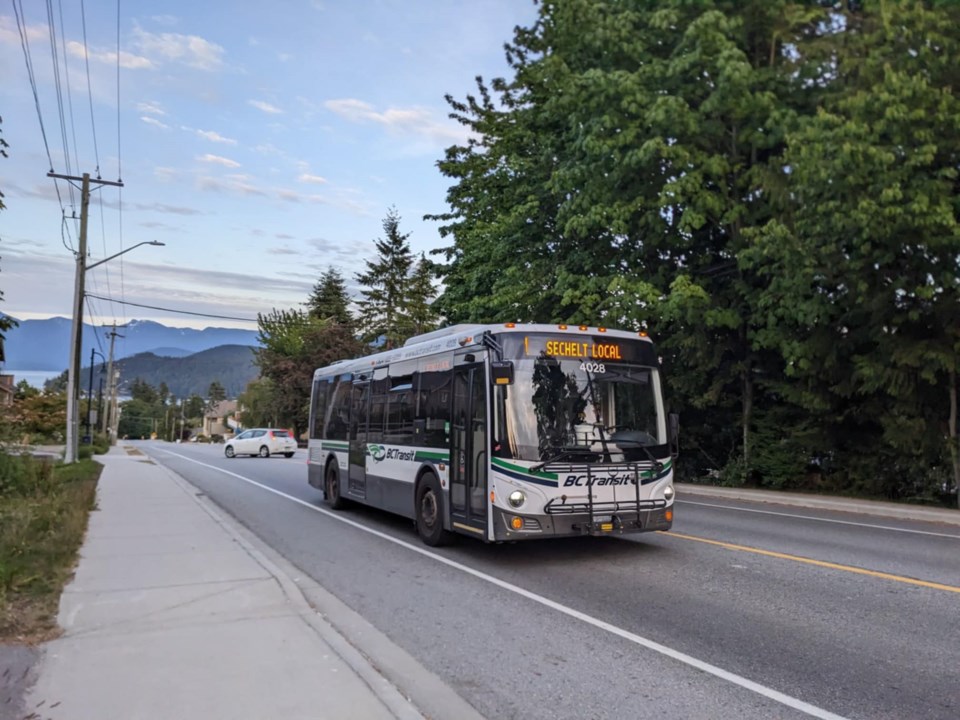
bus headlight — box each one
[663,484,675,502]
[508,490,526,508]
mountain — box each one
[81,345,259,398]
[1,316,260,371]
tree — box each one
[431,0,825,481]
[405,254,440,337]
[307,267,354,328]
[237,377,280,429]
[255,309,366,438]
[744,1,960,501]
[130,378,159,405]
[355,207,414,349]
[206,380,226,412]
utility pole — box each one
[110,368,121,442]
[101,324,123,439]
[50,171,123,463]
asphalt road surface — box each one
[140,441,960,720]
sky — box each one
[0,1,539,334]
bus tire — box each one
[325,461,347,510]
[416,473,454,547]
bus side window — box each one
[324,377,351,441]
[415,369,451,448]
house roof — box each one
[205,399,237,418]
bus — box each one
[307,323,677,545]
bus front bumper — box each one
[492,505,673,541]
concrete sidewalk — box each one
[22,446,437,720]
[677,482,960,526]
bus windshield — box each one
[497,353,664,463]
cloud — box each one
[66,40,154,70]
[0,17,46,46]
[150,15,179,26]
[197,154,241,168]
[268,247,298,255]
[130,25,225,71]
[275,233,295,240]
[129,202,203,216]
[154,167,178,181]
[197,176,266,196]
[137,101,166,115]
[297,173,328,185]
[188,128,238,145]
[277,189,302,203]
[141,116,170,129]
[139,221,179,231]
[324,98,470,146]
[249,100,283,114]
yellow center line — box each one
[659,531,960,595]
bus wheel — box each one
[325,462,346,510]
[416,474,453,546]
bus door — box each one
[348,380,369,499]
[450,361,488,536]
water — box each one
[5,370,64,389]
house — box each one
[203,400,238,437]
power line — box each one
[115,0,122,182]
[85,293,259,323]
[13,0,65,210]
[79,0,100,175]
[46,0,76,211]
[57,0,82,186]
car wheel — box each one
[325,462,346,509]
[224,446,235,458]
[416,473,454,546]
[284,452,294,458]
[258,445,270,458]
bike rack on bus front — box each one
[539,460,667,533]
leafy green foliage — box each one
[430,0,960,502]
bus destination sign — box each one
[531,338,623,360]
[498,332,658,366]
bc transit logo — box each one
[368,444,386,462]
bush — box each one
[0,456,101,639]
[77,445,94,460]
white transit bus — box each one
[307,323,677,545]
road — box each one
[141,441,959,720]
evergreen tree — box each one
[355,208,414,349]
[206,380,227,412]
[405,254,440,337]
[307,266,354,328]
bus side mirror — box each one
[668,413,680,459]
[491,360,514,386]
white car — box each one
[224,428,297,458]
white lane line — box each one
[677,500,960,539]
[160,449,849,720]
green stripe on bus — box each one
[491,457,558,481]
[321,441,349,451]
[414,450,449,462]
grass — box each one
[0,454,101,642]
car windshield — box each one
[495,354,664,463]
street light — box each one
[86,240,165,271]
[64,239,165,463]
[85,348,105,443]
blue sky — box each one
[0,1,538,330]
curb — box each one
[150,456,486,720]
[676,483,960,527]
